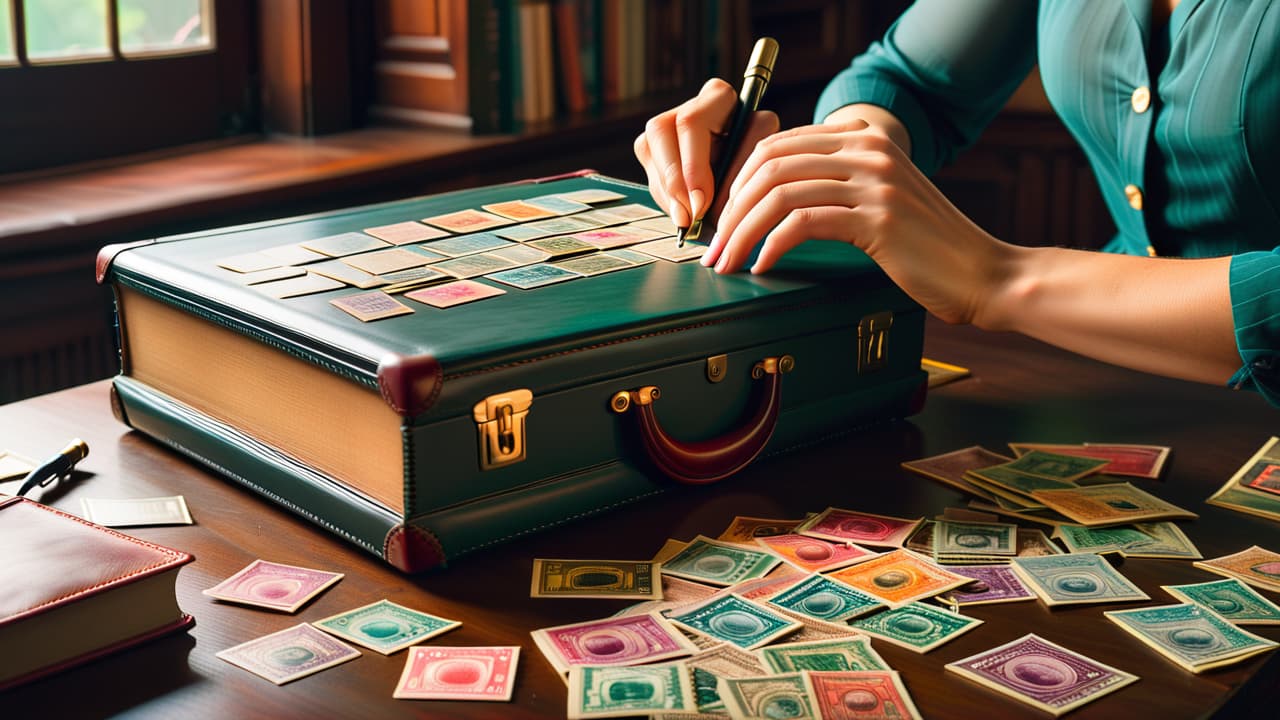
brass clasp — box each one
[472,389,532,470]
[857,312,893,373]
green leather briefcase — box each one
[99,171,926,572]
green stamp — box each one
[669,594,800,650]
[312,599,460,654]
[1164,578,1280,624]
[766,574,883,622]
[570,661,694,717]
[849,602,983,653]
[1005,450,1110,480]
[933,520,1017,556]
[758,636,890,673]
[1105,603,1278,669]
[661,536,780,586]
[720,674,814,720]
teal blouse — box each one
[815,0,1280,405]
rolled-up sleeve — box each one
[1228,250,1280,405]
[814,0,1038,175]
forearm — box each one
[983,245,1240,384]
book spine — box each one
[601,0,620,104]
[519,1,540,123]
[625,0,645,99]
[553,0,588,114]
[535,1,554,120]
[496,0,520,132]
[578,0,601,111]
[468,0,504,134]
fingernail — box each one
[700,250,714,266]
[669,200,686,226]
[714,255,728,273]
[689,189,707,220]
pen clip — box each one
[15,438,89,497]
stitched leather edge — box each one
[3,498,193,623]
[441,294,870,382]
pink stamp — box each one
[531,612,697,674]
[202,559,343,613]
[406,280,506,308]
[798,508,922,547]
[393,646,520,701]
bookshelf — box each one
[367,0,891,135]
[0,0,1107,406]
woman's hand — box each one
[701,119,1012,327]
[633,79,779,230]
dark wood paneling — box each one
[258,1,356,135]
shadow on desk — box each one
[6,633,198,716]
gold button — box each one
[1147,245,1158,257]
[1124,184,1143,211]
[1131,86,1151,113]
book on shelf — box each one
[376,0,731,133]
[0,496,194,690]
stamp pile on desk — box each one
[44,438,1275,713]
[525,442,1280,718]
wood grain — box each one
[1,318,1276,717]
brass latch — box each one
[857,312,893,373]
[706,354,728,383]
[472,389,532,470]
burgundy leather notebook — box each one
[0,496,194,690]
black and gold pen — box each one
[16,439,89,497]
[678,37,779,248]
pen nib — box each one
[675,228,685,248]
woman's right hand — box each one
[633,79,780,232]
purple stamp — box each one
[943,565,1037,605]
[216,623,360,685]
[946,634,1138,715]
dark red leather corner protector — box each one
[383,525,447,573]
[96,239,158,284]
[907,376,929,416]
[376,353,443,417]
[635,372,783,485]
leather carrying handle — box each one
[611,356,793,485]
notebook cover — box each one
[0,496,194,689]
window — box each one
[0,0,252,175]
[0,2,15,64]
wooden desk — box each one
[3,319,1277,718]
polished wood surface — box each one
[3,318,1277,718]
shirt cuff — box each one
[813,43,943,176]
[1228,250,1280,406]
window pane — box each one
[0,0,13,63]
[24,0,110,61]
[118,0,209,56]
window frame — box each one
[0,0,254,175]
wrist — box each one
[972,241,1036,333]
